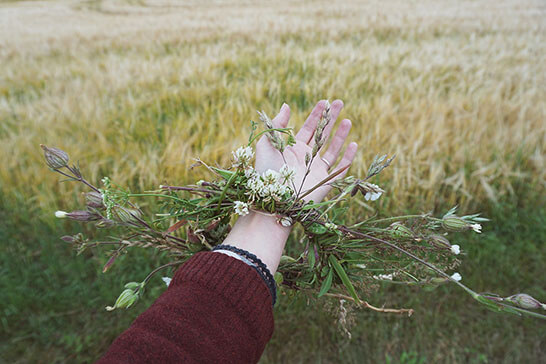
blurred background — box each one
[1,0,544,362]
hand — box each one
[223,100,358,275]
[255,100,358,203]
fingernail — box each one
[281,103,288,111]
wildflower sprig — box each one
[41,114,545,321]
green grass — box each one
[1,193,544,363]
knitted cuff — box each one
[171,252,274,345]
[212,244,277,305]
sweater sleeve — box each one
[96,252,275,364]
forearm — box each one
[222,211,292,275]
[97,252,274,364]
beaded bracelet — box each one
[212,244,277,305]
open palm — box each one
[255,100,358,203]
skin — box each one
[222,100,358,274]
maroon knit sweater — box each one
[96,252,274,363]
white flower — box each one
[244,167,258,179]
[262,169,280,185]
[162,277,172,286]
[364,191,382,201]
[279,164,295,184]
[373,273,394,280]
[233,201,250,216]
[470,224,482,233]
[232,146,254,168]
[450,272,462,282]
[355,264,367,269]
[279,216,293,227]
[450,244,461,255]
[55,210,67,218]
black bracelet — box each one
[212,244,277,305]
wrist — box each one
[222,211,292,274]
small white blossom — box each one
[233,201,250,216]
[55,210,67,218]
[244,167,258,179]
[279,216,293,227]
[470,224,482,233]
[232,146,254,168]
[373,273,394,280]
[355,264,367,269]
[364,191,382,201]
[279,164,295,184]
[450,244,461,255]
[262,169,280,185]
[451,272,462,282]
[162,277,172,286]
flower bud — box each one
[124,282,142,290]
[112,206,142,223]
[85,192,104,208]
[442,216,470,232]
[96,219,116,228]
[105,288,139,311]
[40,144,69,169]
[429,234,451,248]
[505,293,545,310]
[280,255,296,264]
[388,223,413,239]
[60,235,75,243]
[274,272,283,285]
[66,210,101,222]
[450,244,461,255]
[305,152,311,166]
[55,210,67,218]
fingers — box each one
[295,100,327,143]
[334,142,358,178]
[321,119,352,166]
[308,100,344,148]
[271,103,290,128]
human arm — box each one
[96,100,357,363]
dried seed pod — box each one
[86,191,104,208]
[505,294,546,310]
[442,216,470,232]
[429,234,451,248]
[63,210,101,222]
[112,206,142,223]
[40,144,69,169]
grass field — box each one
[1,0,545,363]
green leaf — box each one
[308,223,327,235]
[329,255,360,304]
[274,272,283,285]
[210,166,234,180]
[318,268,333,297]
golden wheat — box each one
[1,0,544,216]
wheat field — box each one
[1,0,545,362]
[1,0,544,214]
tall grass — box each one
[1,0,545,362]
[1,0,544,213]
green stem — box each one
[140,261,185,288]
[247,127,292,145]
[215,172,238,213]
[128,193,187,204]
[370,215,428,224]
